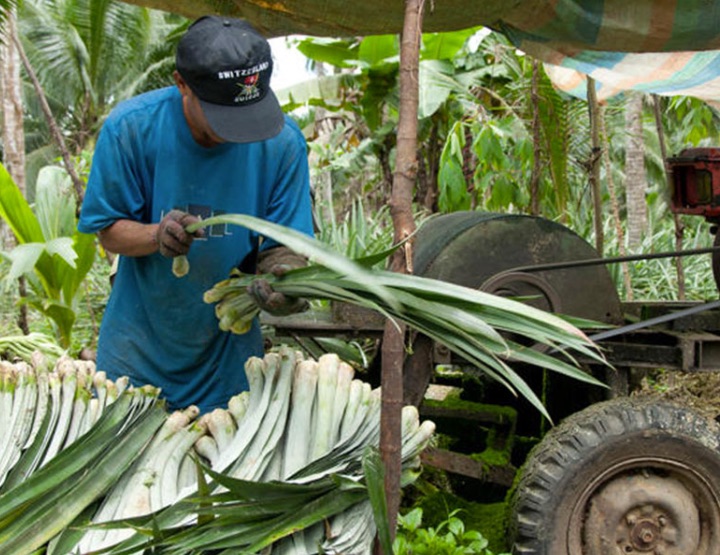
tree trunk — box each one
[379,0,424,550]
[1,10,30,334]
[587,77,604,254]
[625,92,648,248]
[1,11,25,198]
[600,104,634,300]
[529,60,541,216]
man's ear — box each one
[173,70,188,92]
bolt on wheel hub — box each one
[584,474,700,555]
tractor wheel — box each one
[508,396,720,555]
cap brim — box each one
[199,89,285,143]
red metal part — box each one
[668,147,720,218]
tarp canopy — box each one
[499,3,720,105]
[122,0,720,104]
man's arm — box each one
[98,219,159,257]
[98,211,205,258]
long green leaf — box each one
[0,164,44,244]
[215,478,366,553]
[363,446,393,555]
[0,402,166,555]
[197,216,607,422]
[186,214,401,312]
[34,166,77,240]
[0,393,135,520]
[6,243,45,281]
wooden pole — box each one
[652,95,686,300]
[378,0,424,551]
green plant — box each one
[317,197,395,265]
[0,349,434,554]
[602,213,716,301]
[190,213,606,422]
[0,163,96,348]
[394,507,510,555]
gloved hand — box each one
[255,245,308,275]
[247,278,309,316]
[247,246,309,316]
[156,210,204,257]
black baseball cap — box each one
[176,16,284,143]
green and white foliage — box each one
[0,354,163,555]
[0,164,96,349]
[194,213,607,422]
[0,347,435,555]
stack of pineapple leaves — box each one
[0,354,165,555]
[0,346,434,555]
[192,214,609,421]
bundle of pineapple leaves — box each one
[185,214,609,422]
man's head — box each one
[175,16,284,144]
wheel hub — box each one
[584,474,700,555]
[480,271,562,313]
[628,516,661,551]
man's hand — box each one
[255,246,308,276]
[156,210,204,258]
[247,279,309,316]
[247,246,309,316]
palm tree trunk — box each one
[1,9,30,334]
[530,60,541,216]
[379,0,424,549]
[600,104,634,300]
[1,11,25,198]
[625,92,648,248]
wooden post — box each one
[378,0,424,551]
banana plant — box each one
[0,163,96,348]
[276,29,484,215]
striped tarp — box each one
[496,0,720,104]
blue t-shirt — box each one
[78,86,314,413]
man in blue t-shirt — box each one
[78,16,314,413]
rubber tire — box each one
[508,396,720,555]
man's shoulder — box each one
[269,115,307,148]
[105,87,179,128]
[280,114,303,136]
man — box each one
[78,15,313,413]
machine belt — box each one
[587,299,720,343]
[507,245,720,274]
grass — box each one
[601,214,717,301]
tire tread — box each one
[508,396,720,554]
